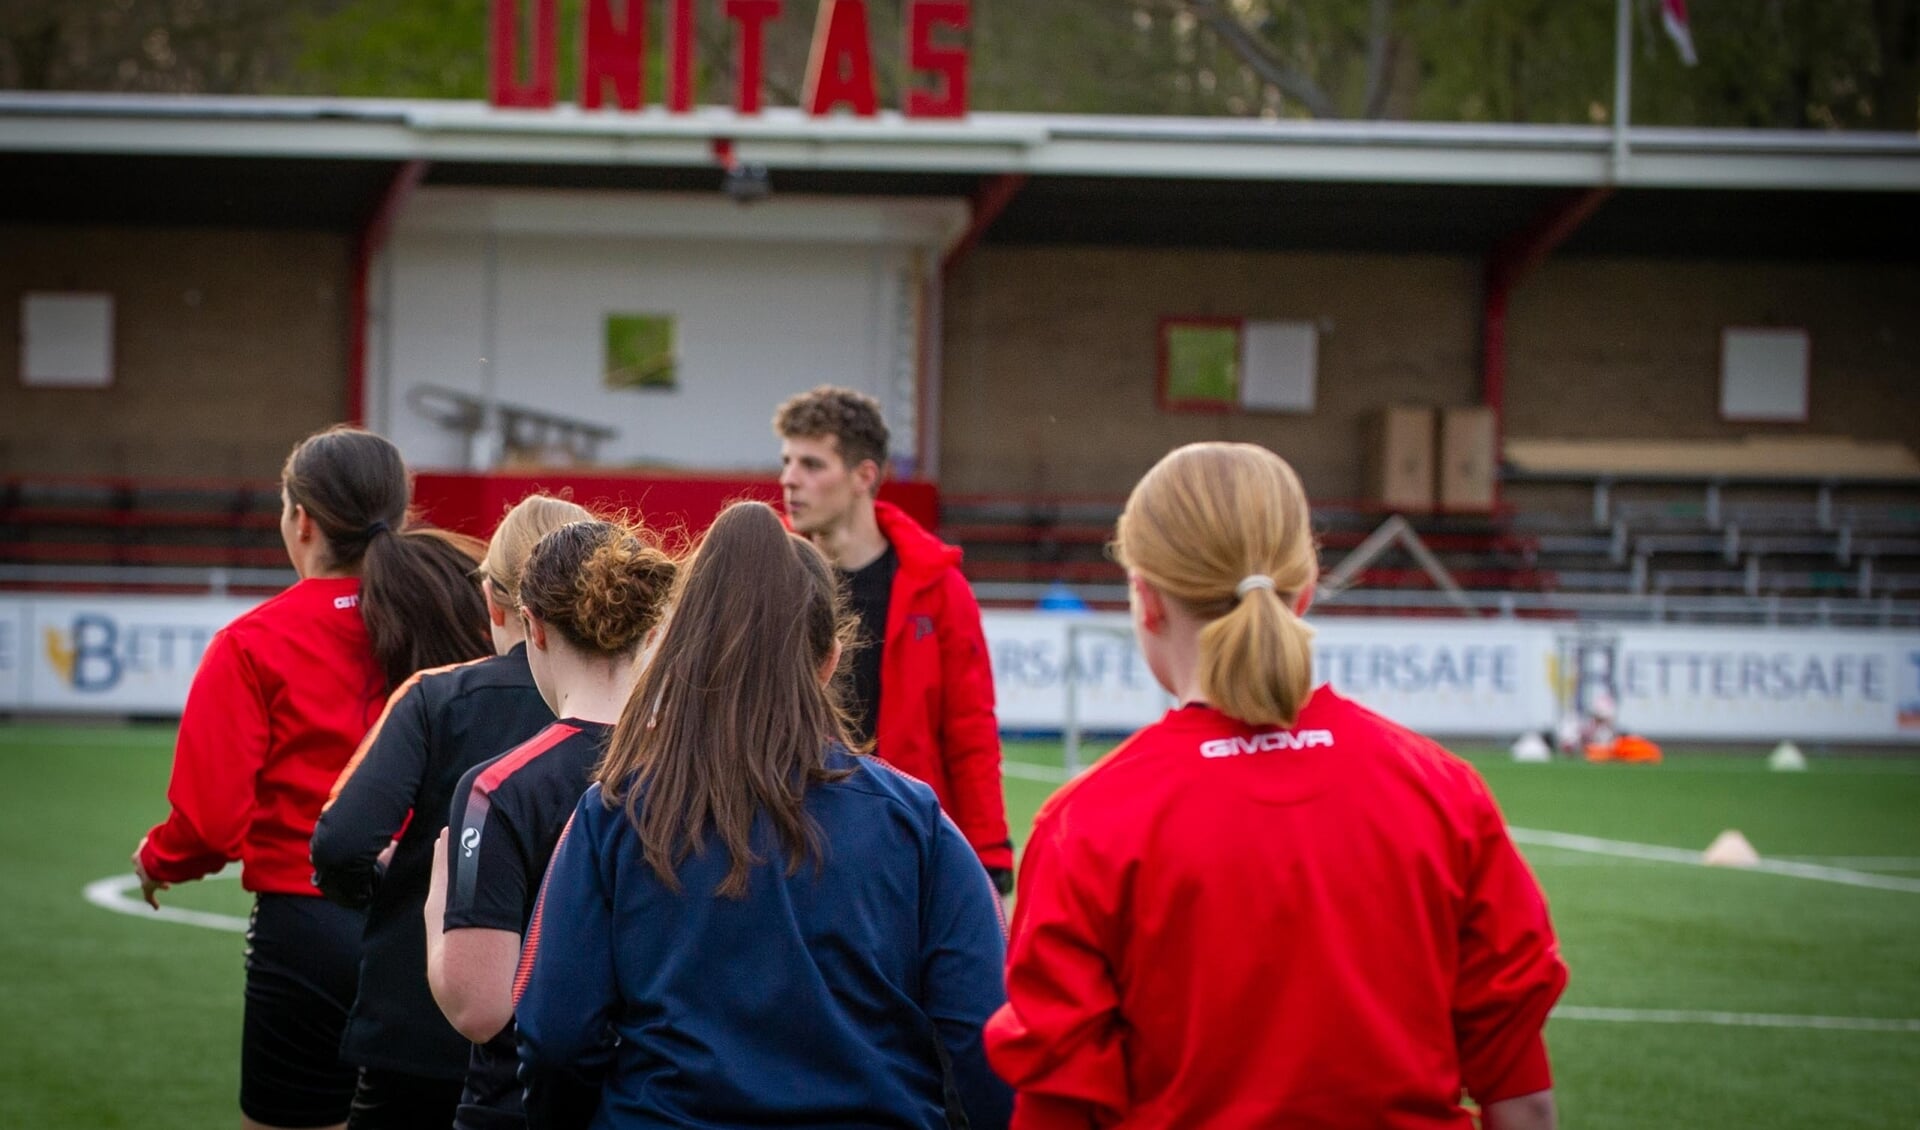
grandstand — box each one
[941,450,1920,628]
[3,91,1916,725]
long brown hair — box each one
[596,501,854,898]
[1114,442,1318,727]
[282,425,491,691]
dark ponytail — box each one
[282,426,491,691]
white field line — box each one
[1003,760,1071,783]
[1774,856,1920,871]
[1507,827,1920,895]
[82,866,248,933]
[1552,1006,1920,1033]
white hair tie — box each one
[1235,574,1276,599]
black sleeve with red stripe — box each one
[443,755,538,934]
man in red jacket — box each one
[775,385,1014,894]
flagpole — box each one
[1612,0,1628,175]
[1612,0,1632,177]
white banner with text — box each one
[982,610,1920,744]
[3,596,1916,743]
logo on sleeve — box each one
[1200,730,1335,759]
[461,827,481,857]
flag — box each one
[1661,0,1698,66]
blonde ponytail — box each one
[1196,590,1316,727]
[1115,442,1319,728]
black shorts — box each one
[241,893,364,1128]
[348,1066,466,1130]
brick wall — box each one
[940,247,1920,499]
[939,247,1481,499]
[1507,258,1920,444]
[0,226,351,478]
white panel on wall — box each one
[379,232,490,470]
[21,292,114,388]
[489,235,896,470]
[378,189,967,473]
[1240,320,1317,412]
[1721,327,1809,422]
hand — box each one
[375,837,400,870]
[131,838,169,910]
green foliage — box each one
[9,1,1907,129]
[1405,0,1617,123]
[288,0,513,99]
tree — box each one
[2,0,1911,131]
[0,0,331,93]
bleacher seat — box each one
[0,475,293,595]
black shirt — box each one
[838,545,896,745]
[444,719,610,1130]
[309,645,555,1079]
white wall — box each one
[372,188,968,473]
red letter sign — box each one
[904,0,969,118]
[804,0,878,116]
[490,0,557,108]
[725,0,782,115]
[582,0,646,111]
[668,0,697,112]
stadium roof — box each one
[4,92,1917,258]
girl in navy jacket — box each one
[514,501,1011,1130]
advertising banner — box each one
[1611,627,1917,742]
[1309,619,1558,736]
[983,611,1559,737]
[17,596,258,714]
[5,594,1917,744]
[1899,640,1920,736]
[0,599,25,710]
[983,611,1170,732]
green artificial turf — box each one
[3,724,1917,1128]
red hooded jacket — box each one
[986,688,1566,1129]
[871,501,1012,873]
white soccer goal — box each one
[1060,618,1174,775]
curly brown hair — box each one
[772,385,890,473]
[518,519,677,655]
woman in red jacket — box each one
[985,442,1567,1130]
[132,425,493,1130]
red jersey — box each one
[985,688,1566,1130]
[141,577,387,896]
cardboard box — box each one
[1439,405,1497,511]
[1367,405,1435,511]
